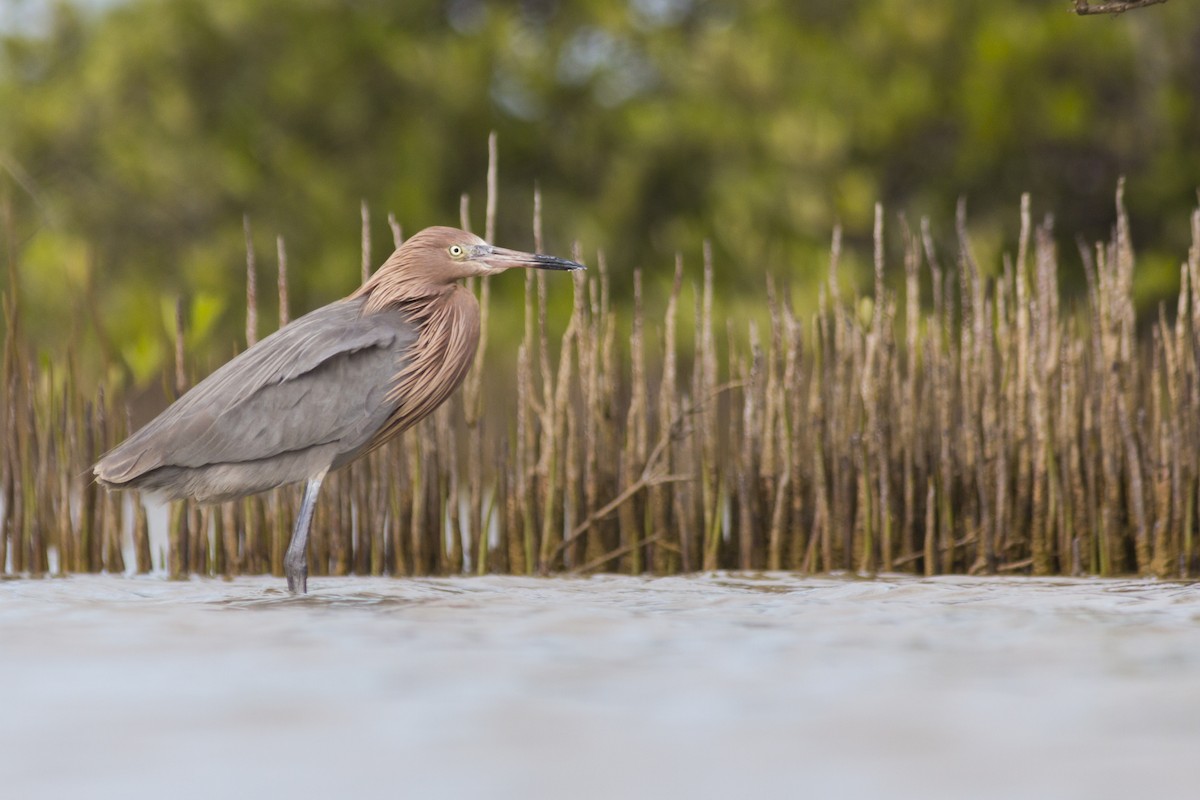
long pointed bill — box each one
[477,245,585,272]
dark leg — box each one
[285,470,327,594]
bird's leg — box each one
[285,470,327,594]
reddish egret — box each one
[95,226,583,593]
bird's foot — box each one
[284,552,308,595]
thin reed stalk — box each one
[3,182,1200,580]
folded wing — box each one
[94,297,416,497]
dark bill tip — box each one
[529,253,586,271]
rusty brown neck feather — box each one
[347,246,482,450]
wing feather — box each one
[95,297,416,485]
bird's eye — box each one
[449,245,464,258]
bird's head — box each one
[398,226,585,283]
[355,226,584,311]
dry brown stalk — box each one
[576,255,603,568]
[361,199,372,284]
[485,132,498,243]
[173,298,187,399]
[699,243,722,571]
[535,269,579,573]
[738,321,761,569]
[563,257,588,568]
[651,257,684,572]
[243,215,258,348]
[619,269,648,573]
[387,213,403,248]
[277,235,290,327]
[551,382,730,564]
[514,341,532,573]
[10,177,1200,582]
[783,295,805,571]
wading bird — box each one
[94,226,583,593]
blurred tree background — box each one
[1,0,1198,387]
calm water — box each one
[2,573,1199,799]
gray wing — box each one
[95,297,416,489]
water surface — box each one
[2,574,1198,799]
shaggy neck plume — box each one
[348,246,482,450]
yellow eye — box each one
[449,245,464,258]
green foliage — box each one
[1,0,1198,382]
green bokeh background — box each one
[2,0,1197,387]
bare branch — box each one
[570,535,664,575]
[546,381,741,566]
[1073,0,1168,15]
